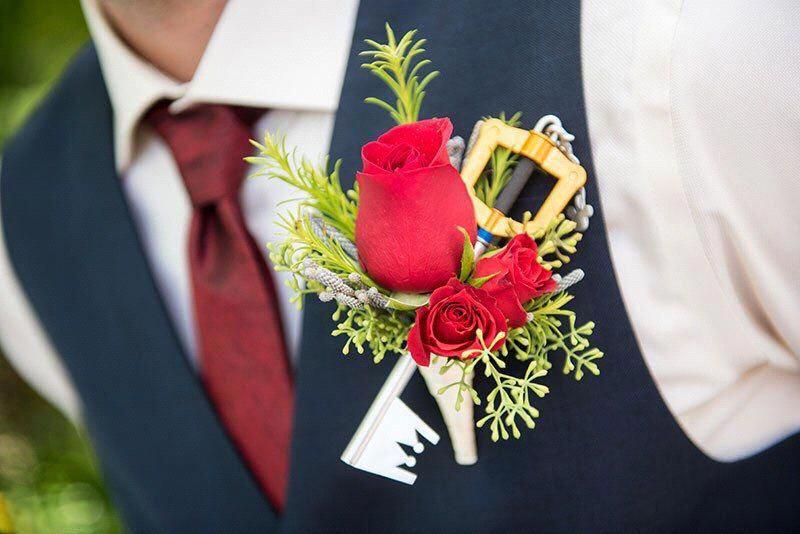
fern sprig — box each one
[360,23,439,124]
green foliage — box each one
[457,227,475,281]
[247,133,358,240]
[332,306,413,364]
[438,288,602,442]
[476,355,549,441]
[436,331,550,442]
[524,291,603,380]
[436,213,602,441]
[467,272,497,289]
[434,357,481,413]
[252,126,424,363]
[268,209,415,363]
[534,214,583,269]
[360,23,439,124]
[514,291,603,380]
[385,292,429,311]
[268,211,361,310]
[473,112,522,208]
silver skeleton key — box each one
[341,244,489,484]
[340,353,439,484]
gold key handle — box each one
[460,118,587,237]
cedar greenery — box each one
[246,134,358,240]
[360,24,439,124]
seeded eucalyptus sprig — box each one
[360,23,440,124]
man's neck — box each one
[99,0,228,82]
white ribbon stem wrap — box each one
[419,359,478,465]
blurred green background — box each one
[1,1,122,532]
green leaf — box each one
[386,291,430,311]
[477,244,505,260]
[458,227,474,281]
[468,271,499,288]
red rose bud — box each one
[474,233,556,327]
[408,278,508,367]
[355,118,477,293]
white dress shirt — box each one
[0,0,797,461]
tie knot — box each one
[145,102,261,207]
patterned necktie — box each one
[146,101,294,511]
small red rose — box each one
[408,278,508,367]
[355,118,477,293]
[473,233,556,327]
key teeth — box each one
[341,397,440,485]
[393,398,440,447]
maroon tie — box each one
[146,102,293,511]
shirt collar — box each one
[81,0,359,172]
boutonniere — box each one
[248,24,603,483]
